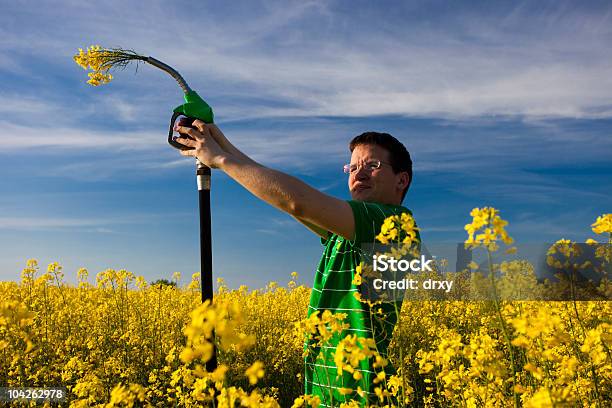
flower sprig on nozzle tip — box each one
[73,45,145,86]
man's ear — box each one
[397,172,410,191]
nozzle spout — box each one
[145,56,192,94]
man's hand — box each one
[173,121,229,168]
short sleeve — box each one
[347,200,413,245]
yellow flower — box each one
[377,213,419,246]
[373,370,386,384]
[352,263,362,286]
[291,397,305,407]
[464,207,513,251]
[592,213,612,234]
[524,387,553,408]
[211,364,229,382]
[73,45,144,87]
[245,361,265,385]
[87,71,112,86]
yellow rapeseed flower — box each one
[245,361,265,385]
[592,213,612,234]
[73,45,144,86]
[464,207,513,251]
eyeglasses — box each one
[343,159,390,174]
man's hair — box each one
[349,131,413,203]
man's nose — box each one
[354,166,370,179]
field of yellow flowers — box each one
[1,210,611,407]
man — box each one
[173,121,416,406]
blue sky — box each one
[0,0,611,289]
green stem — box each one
[535,336,557,408]
[569,267,602,408]
[486,250,519,408]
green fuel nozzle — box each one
[142,56,214,151]
[168,90,214,150]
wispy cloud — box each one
[1,1,611,119]
[255,229,283,235]
[0,94,60,116]
[0,216,110,231]
[314,180,344,192]
[504,211,598,240]
[0,121,162,150]
[247,215,304,237]
[0,211,192,232]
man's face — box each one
[348,144,407,205]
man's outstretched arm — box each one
[219,155,353,240]
[292,216,330,240]
[173,121,354,241]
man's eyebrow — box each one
[350,157,377,162]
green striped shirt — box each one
[304,200,418,407]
